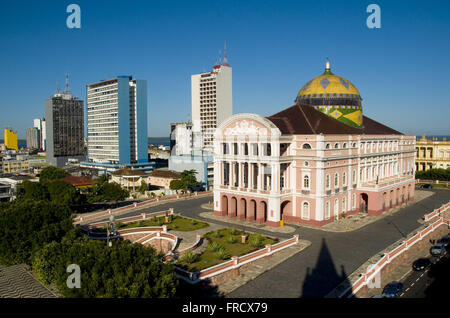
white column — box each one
[249,163,253,190]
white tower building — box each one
[191,57,232,153]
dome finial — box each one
[324,58,332,75]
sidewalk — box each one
[302,190,434,233]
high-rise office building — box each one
[33,118,46,151]
[4,128,18,151]
[84,76,148,169]
[191,58,232,152]
[26,127,40,150]
[45,76,85,167]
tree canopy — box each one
[0,199,73,265]
[169,170,199,192]
[39,166,70,182]
[415,168,450,181]
[33,236,179,298]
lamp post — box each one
[106,215,116,247]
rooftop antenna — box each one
[223,40,229,66]
[64,72,70,94]
[56,81,60,93]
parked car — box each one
[430,243,447,256]
[421,184,433,189]
[438,235,450,247]
[382,282,403,298]
[412,258,431,271]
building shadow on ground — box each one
[301,238,351,298]
[175,278,223,298]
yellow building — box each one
[416,134,450,171]
[2,159,29,174]
[4,128,18,151]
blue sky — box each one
[1,0,449,139]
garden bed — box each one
[116,215,209,232]
[175,228,277,271]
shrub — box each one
[190,219,198,225]
[212,230,223,238]
[226,235,237,244]
[207,241,223,252]
[249,234,265,248]
[180,252,198,264]
[230,227,240,235]
[215,247,230,260]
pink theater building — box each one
[212,61,416,227]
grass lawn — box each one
[175,228,277,271]
[117,215,209,232]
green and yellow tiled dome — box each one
[295,59,363,128]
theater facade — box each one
[212,60,416,227]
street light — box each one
[106,215,116,247]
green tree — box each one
[138,180,148,194]
[0,199,73,265]
[33,237,179,298]
[97,174,109,185]
[180,169,199,189]
[46,180,80,206]
[169,179,184,192]
[39,166,69,182]
[98,182,129,202]
[19,180,49,201]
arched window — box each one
[342,197,346,212]
[352,143,357,148]
[302,143,312,149]
[334,172,339,188]
[334,143,339,149]
[325,201,330,219]
[343,172,347,186]
[352,170,356,184]
[352,193,356,209]
[302,202,310,220]
[343,143,347,149]
[326,143,331,149]
[303,175,310,189]
[334,199,339,216]
[326,174,330,189]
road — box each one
[90,188,450,298]
[400,250,449,298]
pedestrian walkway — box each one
[302,190,434,232]
[198,211,296,234]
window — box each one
[302,202,310,219]
[302,143,312,149]
[352,170,356,184]
[352,143,356,148]
[334,172,339,188]
[223,143,229,155]
[325,201,330,219]
[334,143,339,149]
[303,175,310,189]
[343,143,347,149]
[352,193,356,209]
[326,143,331,149]
[343,172,347,186]
[326,174,330,189]
[342,197,346,212]
[334,199,339,216]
